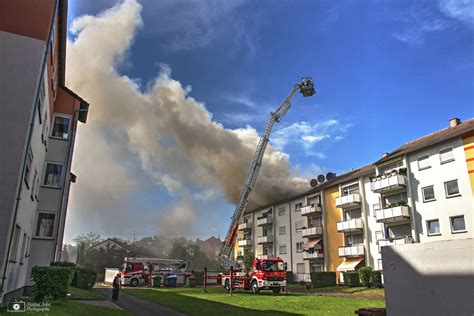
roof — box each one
[377,119,474,164]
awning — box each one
[303,238,322,250]
[336,258,363,271]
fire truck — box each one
[215,78,316,293]
[120,257,188,287]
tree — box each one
[243,251,255,273]
[61,245,70,262]
[73,233,102,249]
[168,239,211,270]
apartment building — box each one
[0,0,89,303]
[233,118,473,283]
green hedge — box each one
[31,266,73,302]
[358,266,373,287]
[343,272,360,287]
[286,271,295,284]
[72,268,97,289]
[371,270,383,288]
[310,272,336,288]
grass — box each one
[68,287,106,300]
[0,299,129,316]
[124,286,385,316]
[286,284,385,299]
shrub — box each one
[371,270,383,288]
[74,268,97,289]
[31,266,73,302]
[343,272,360,287]
[193,270,204,285]
[50,261,76,268]
[358,266,373,287]
[310,272,336,288]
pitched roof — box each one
[376,119,474,164]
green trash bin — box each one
[152,276,162,288]
[186,276,196,288]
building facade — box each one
[0,0,88,304]
[233,118,474,283]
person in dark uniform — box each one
[112,273,121,300]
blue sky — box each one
[64,0,473,242]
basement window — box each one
[51,115,71,140]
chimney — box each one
[382,152,389,158]
[449,118,461,128]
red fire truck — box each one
[120,257,188,287]
[218,257,287,294]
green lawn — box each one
[68,287,106,300]
[124,287,385,316]
[286,284,385,299]
[0,299,129,316]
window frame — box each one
[279,244,287,255]
[279,225,286,235]
[24,147,34,189]
[444,179,461,198]
[50,113,72,140]
[439,147,454,164]
[294,202,303,212]
[426,219,441,236]
[296,242,304,253]
[421,185,436,203]
[9,225,21,263]
[34,211,57,240]
[42,161,64,189]
[417,155,431,171]
[450,215,467,234]
[30,169,38,201]
[295,220,304,231]
[278,207,286,216]
[296,263,305,274]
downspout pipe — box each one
[0,0,60,295]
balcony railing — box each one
[376,205,410,224]
[301,226,323,238]
[301,205,322,216]
[303,251,324,260]
[338,244,365,257]
[238,222,252,230]
[238,239,252,247]
[257,235,273,244]
[378,237,413,252]
[257,216,273,227]
[335,193,361,208]
[371,174,407,193]
[337,218,364,233]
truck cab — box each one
[250,258,287,294]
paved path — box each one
[94,287,187,316]
[77,299,123,310]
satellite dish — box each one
[310,179,318,187]
[317,174,325,183]
[326,172,336,181]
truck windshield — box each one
[261,261,285,272]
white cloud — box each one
[439,0,474,27]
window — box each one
[295,202,303,211]
[440,148,454,164]
[279,244,287,254]
[51,115,71,139]
[377,259,383,270]
[445,180,460,197]
[383,192,407,208]
[310,262,323,272]
[34,175,40,200]
[296,242,304,253]
[421,185,435,202]
[296,263,305,274]
[417,155,430,170]
[279,226,286,235]
[342,183,359,196]
[20,233,27,264]
[35,213,56,238]
[450,216,466,233]
[41,110,48,143]
[30,169,38,201]
[345,234,364,245]
[427,219,440,236]
[295,220,304,231]
[310,216,322,227]
[24,148,33,188]
[278,207,286,216]
[43,162,63,188]
[10,225,21,262]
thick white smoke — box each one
[65,0,307,237]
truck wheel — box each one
[251,280,259,294]
[130,278,139,287]
[272,287,281,294]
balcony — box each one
[257,216,273,227]
[301,205,322,216]
[335,193,361,208]
[303,251,324,260]
[371,174,407,193]
[257,235,273,244]
[238,222,252,231]
[378,237,413,252]
[301,226,323,238]
[338,244,365,257]
[238,239,252,247]
[256,254,274,259]
[337,218,364,233]
[376,205,410,224]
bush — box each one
[343,272,360,287]
[31,266,73,302]
[73,268,97,289]
[358,266,373,287]
[50,261,76,268]
[310,272,336,288]
[193,270,204,285]
[286,271,295,284]
[371,270,383,288]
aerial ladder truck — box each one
[216,78,316,293]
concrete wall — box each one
[382,238,474,316]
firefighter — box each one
[112,273,122,300]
